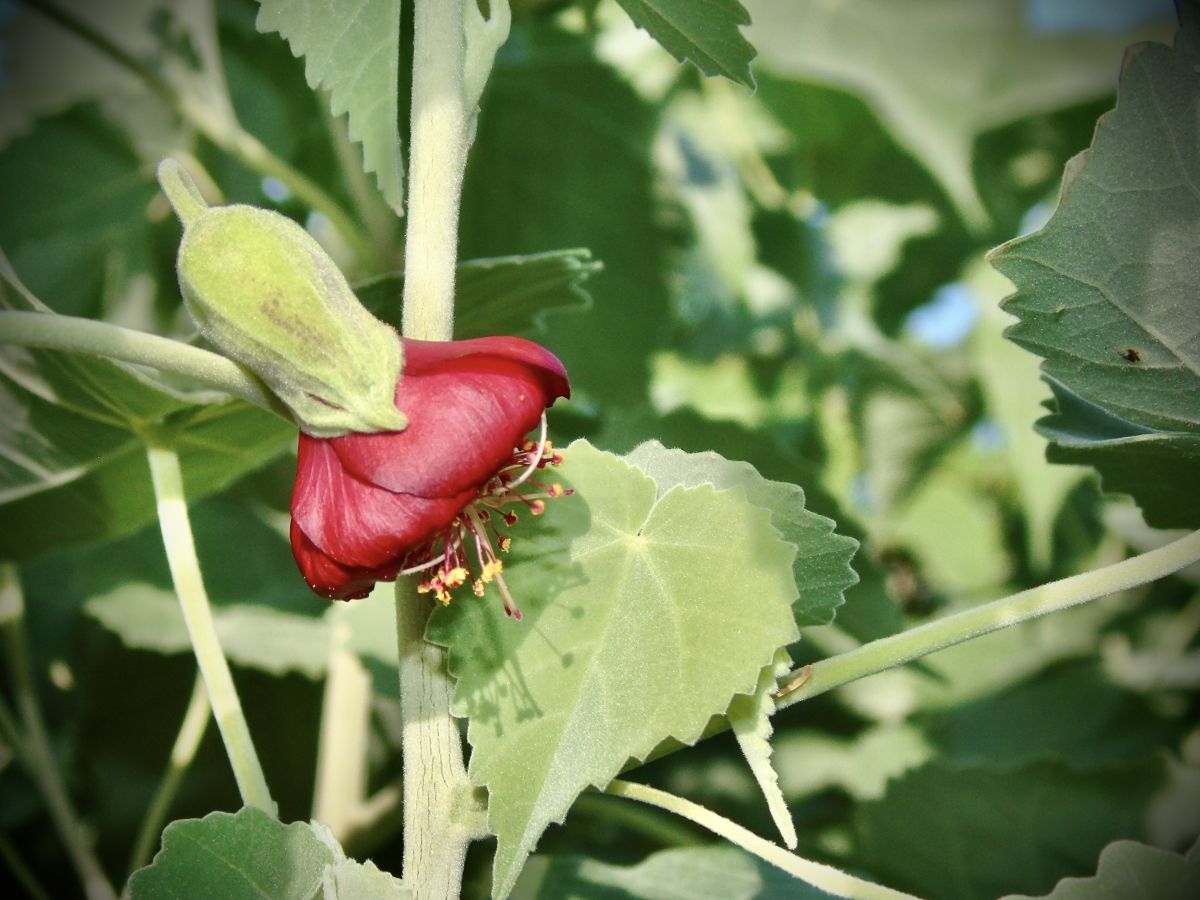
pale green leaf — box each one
[1003,839,1200,900]
[727,647,797,848]
[354,250,599,339]
[991,19,1200,526]
[255,0,403,211]
[621,441,859,627]
[614,0,756,89]
[427,441,800,898]
[514,845,834,899]
[324,857,410,899]
[747,0,1172,227]
[128,808,334,899]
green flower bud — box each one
[156,158,407,437]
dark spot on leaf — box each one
[1119,348,1140,363]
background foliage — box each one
[1,1,1198,898]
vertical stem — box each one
[396,579,474,899]
[128,674,211,875]
[312,616,372,839]
[144,438,276,815]
[0,565,117,900]
[402,0,469,342]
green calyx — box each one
[157,159,406,437]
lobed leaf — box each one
[991,18,1200,526]
[427,441,802,897]
[1002,838,1200,900]
[255,0,404,211]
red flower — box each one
[290,336,570,612]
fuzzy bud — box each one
[156,158,406,437]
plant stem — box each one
[127,673,211,875]
[312,616,372,841]
[144,437,276,815]
[396,579,476,900]
[0,310,287,417]
[402,0,470,342]
[0,565,117,900]
[605,780,920,900]
[777,528,1200,711]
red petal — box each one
[330,337,570,496]
[289,520,380,600]
[291,434,473,570]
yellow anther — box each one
[548,483,565,497]
[444,567,468,588]
[481,559,504,583]
[472,579,486,597]
[530,499,546,516]
[498,536,512,552]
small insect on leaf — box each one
[1120,348,1141,363]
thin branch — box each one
[777,528,1200,710]
[605,779,920,900]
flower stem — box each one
[0,310,287,417]
[604,780,920,900]
[0,565,117,900]
[127,673,211,876]
[402,0,470,342]
[777,528,1200,710]
[144,437,276,815]
[395,578,476,899]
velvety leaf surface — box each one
[427,441,801,898]
[354,250,599,339]
[1003,839,1200,900]
[613,0,756,89]
[856,760,1163,900]
[513,845,834,899]
[621,441,859,627]
[256,0,403,211]
[991,20,1200,525]
[746,0,1172,226]
[128,808,334,899]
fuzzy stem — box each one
[402,0,470,342]
[0,565,117,900]
[144,438,276,815]
[127,673,211,875]
[0,310,288,418]
[605,780,920,900]
[396,579,475,899]
[777,528,1200,710]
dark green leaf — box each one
[354,250,599,339]
[1003,839,1200,900]
[991,21,1200,523]
[856,760,1163,900]
[613,0,756,89]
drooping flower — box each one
[289,335,571,615]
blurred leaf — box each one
[919,660,1180,770]
[1003,838,1200,900]
[514,844,834,899]
[613,0,756,89]
[622,440,859,627]
[461,25,670,405]
[727,647,797,848]
[991,21,1200,525]
[1037,378,1200,528]
[354,249,599,338]
[428,441,800,898]
[255,0,403,211]
[774,724,933,802]
[129,807,334,899]
[856,760,1163,900]
[746,0,1171,227]
[970,259,1086,572]
[0,104,160,318]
